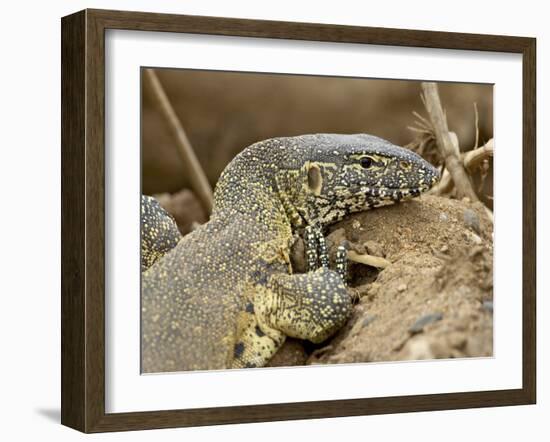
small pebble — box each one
[397,283,407,292]
[463,209,481,234]
[468,245,484,257]
[440,244,449,253]
[362,315,377,328]
[400,337,435,360]
[363,240,384,257]
[469,232,483,245]
[439,213,449,222]
[448,332,467,350]
[409,313,443,334]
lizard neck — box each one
[212,138,318,234]
[212,155,293,239]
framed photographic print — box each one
[61,9,536,433]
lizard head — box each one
[276,133,440,227]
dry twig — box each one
[428,138,494,197]
[463,138,494,173]
[347,250,391,269]
[473,102,480,149]
[420,82,479,202]
[144,69,214,214]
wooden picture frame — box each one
[61,8,536,433]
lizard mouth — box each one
[366,186,430,197]
[367,176,439,200]
[366,186,430,200]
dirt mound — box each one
[270,194,493,366]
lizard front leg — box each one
[256,268,352,344]
[232,228,352,369]
[231,301,286,369]
[231,268,352,368]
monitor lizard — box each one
[141,133,439,372]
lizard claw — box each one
[305,225,329,271]
[305,226,319,272]
[315,229,330,269]
[304,227,348,284]
[336,241,349,283]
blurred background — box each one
[141,68,493,197]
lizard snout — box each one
[418,161,440,191]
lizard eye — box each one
[360,157,374,169]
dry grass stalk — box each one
[473,102,480,149]
[144,69,213,215]
[464,138,494,172]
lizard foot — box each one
[256,268,352,344]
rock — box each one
[400,337,436,360]
[448,332,468,350]
[266,339,308,367]
[408,313,443,334]
[463,208,481,234]
[397,283,407,292]
[326,228,347,249]
[155,189,208,235]
[469,232,483,245]
[361,315,377,328]
[363,240,385,257]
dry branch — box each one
[428,169,453,195]
[473,102,480,149]
[420,82,479,202]
[428,138,494,196]
[463,138,494,173]
[144,69,214,214]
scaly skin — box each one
[141,133,439,372]
[141,195,182,272]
